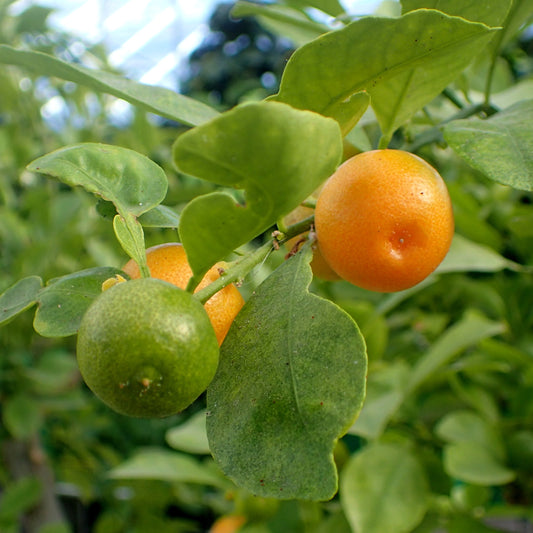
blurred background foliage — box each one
[1,1,533,532]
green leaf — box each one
[436,234,521,273]
[174,101,342,278]
[0,276,42,327]
[0,45,218,126]
[401,0,511,27]
[274,10,498,139]
[435,410,506,460]
[3,394,42,439]
[112,213,146,274]
[232,2,329,47]
[138,205,180,228]
[108,448,225,487]
[206,244,367,501]
[285,0,345,17]
[443,441,516,485]
[27,143,168,268]
[0,477,42,523]
[340,443,429,533]
[444,100,533,191]
[27,143,167,216]
[166,411,210,455]
[33,267,125,337]
[406,311,506,394]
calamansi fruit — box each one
[76,278,219,418]
[122,243,244,345]
[315,150,454,292]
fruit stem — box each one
[193,216,316,305]
[193,240,273,304]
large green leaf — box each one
[273,10,498,139]
[444,100,533,191]
[0,45,218,126]
[27,143,168,270]
[174,101,342,279]
[206,244,367,501]
[401,0,511,27]
[340,443,429,533]
[33,267,125,337]
[0,276,42,327]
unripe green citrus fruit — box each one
[76,278,219,418]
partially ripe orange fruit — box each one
[315,150,454,292]
[76,278,219,418]
[122,243,244,344]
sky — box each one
[10,0,383,89]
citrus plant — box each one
[1,0,533,532]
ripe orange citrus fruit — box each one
[315,149,454,292]
[283,205,340,281]
[76,278,219,418]
[209,515,246,533]
[122,243,244,345]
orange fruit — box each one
[209,515,246,533]
[76,278,219,418]
[122,243,244,344]
[284,205,340,281]
[315,149,454,292]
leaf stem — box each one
[193,240,273,304]
[402,102,496,153]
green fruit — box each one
[76,278,219,418]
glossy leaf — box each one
[0,276,42,327]
[112,213,146,274]
[206,244,367,500]
[108,448,225,487]
[27,143,167,216]
[0,45,219,126]
[444,100,533,191]
[33,267,125,337]
[274,10,498,139]
[401,0,511,27]
[340,443,429,533]
[174,101,342,279]
[443,442,516,485]
[27,143,168,266]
